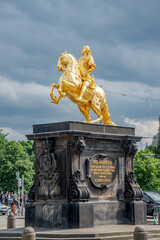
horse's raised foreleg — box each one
[78,105,91,123]
[50,83,64,104]
[51,95,63,104]
[50,84,59,101]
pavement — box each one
[0,224,160,236]
[0,214,159,236]
[0,214,24,230]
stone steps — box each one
[35,235,160,240]
[35,236,133,240]
[0,230,160,240]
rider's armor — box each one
[77,54,96,100]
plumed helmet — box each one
[81,45,91,54]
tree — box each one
[155,133,160,155]
[19,140,35,165]
[134,145,160,193]
[0,130,35,193]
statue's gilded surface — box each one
[50,46,115,125]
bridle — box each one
[59,54,81,78]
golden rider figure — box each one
[50,46,115,125]
[77,45,96,102]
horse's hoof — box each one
[51,96,57,101]
[84,120,91,123]
[51,100,58,104]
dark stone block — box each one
[126,201,147,225]
[134,201,147,225]
[25,201,68,228]
[33,121,135,135]
[94,201,127,225]
[63,203,94,228]
[25,204,36,227]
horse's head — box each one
[57,51,79,75]
[57,51,69,71]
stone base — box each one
[63,202,94,228]
[25,201,68,228]
[26,200,146,228]
[25,201,94,229]
[126,201,147,225]
[93,201,127,225]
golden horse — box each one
[50,51,115,125]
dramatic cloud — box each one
[1,127,27,141]
[0,0,160,147]
[124,118,159,149]
[0,76,159,144]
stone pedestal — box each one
[63,202,94,228]
[25,121,146,228]
[126,201,147,225]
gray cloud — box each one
[1,0,160,85]
[0,0,160,142]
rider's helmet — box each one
[81,45,91,55]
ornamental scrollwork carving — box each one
[124,171,143,201]
[69,170,90,202]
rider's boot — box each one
[76,82,88,102]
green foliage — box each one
[155,133,160,155]
[18,140,35,165]
[134,143,160,193]
[0,130,35,193]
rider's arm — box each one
[86,65,95,74]
[86,56,96,74]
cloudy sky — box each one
[0,0,160,148]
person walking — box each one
[11,192,14,199]
[4,191,8,205]
[0,191,3,203]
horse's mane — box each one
[68,54,80,75]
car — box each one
[0,203,9,215]
[142,191,160,216]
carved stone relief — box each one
[123,140,138,158]
[36,140,60,199]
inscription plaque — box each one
[87,154,116,189]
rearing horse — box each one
[50,51,114,125]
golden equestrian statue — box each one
[50,46,115,125]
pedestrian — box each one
[0,191,3,203]
[13,192,17,201]
[8,192,11,205]
[24,193,27,206]
[4,191,8,205]
[10,192,14,199]
[11,198,17,214]
[13,192,18,206]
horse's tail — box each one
[101,103,115,125]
